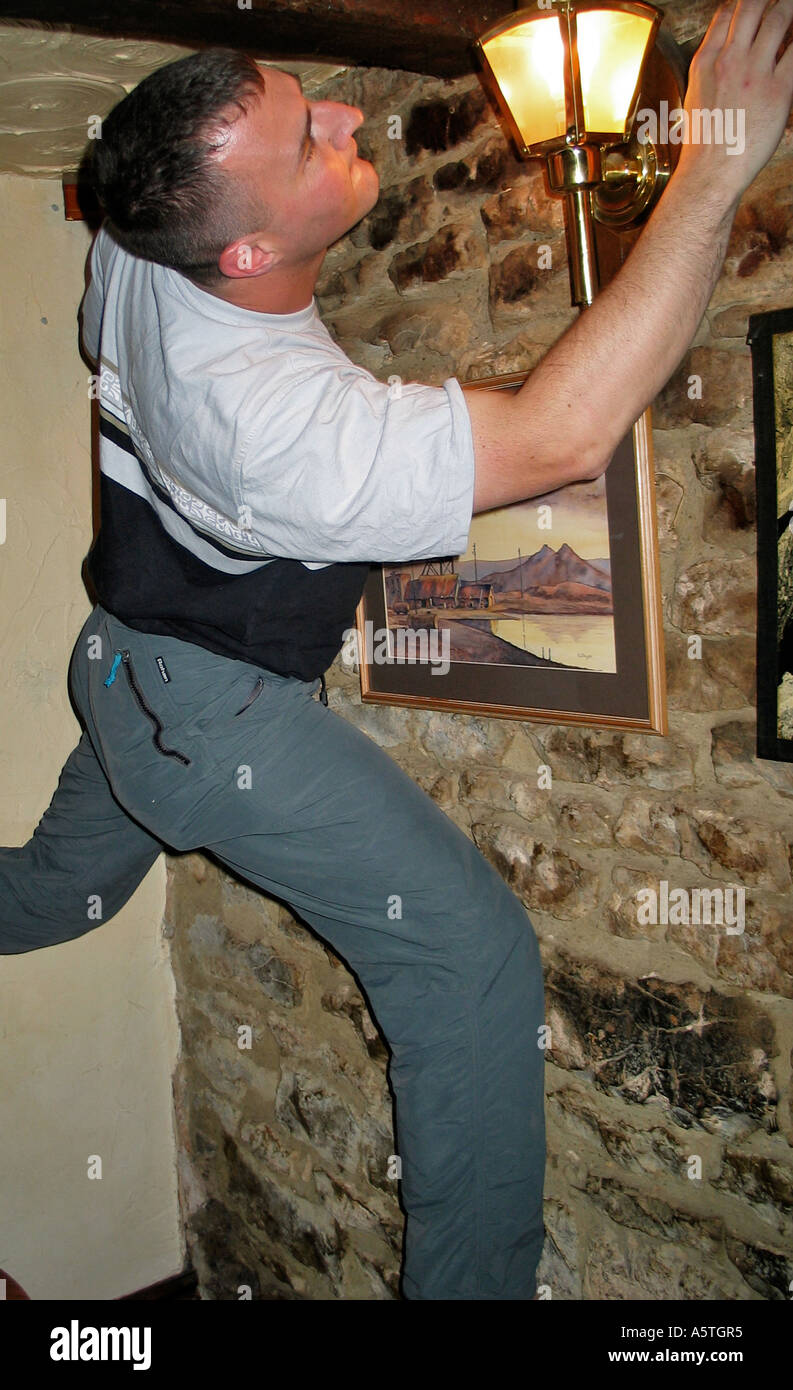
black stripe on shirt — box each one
[98,410,273,566]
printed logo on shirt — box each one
[156,656,171,683]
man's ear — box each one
[217,237,279,279]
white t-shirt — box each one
[80,223,476,568]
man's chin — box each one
[327,178,381,249]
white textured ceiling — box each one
[0,21,349,175]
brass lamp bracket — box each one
[592,132,664,228]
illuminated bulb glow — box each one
[480,16,567,148]
[577,10,654,134]
[534,20,566,104]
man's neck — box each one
[192,250,327,316]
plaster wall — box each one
[0,174,182,1300]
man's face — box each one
[215,65,381,268]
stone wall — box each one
[168,1,793,1299]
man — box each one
[1,0,791,1301]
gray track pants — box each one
[0,604,546,1299]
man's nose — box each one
[313,100,364,149]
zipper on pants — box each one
[110,648,192,766]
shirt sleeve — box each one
[78,227,106,364]
[239,362,476,564]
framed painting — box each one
[748,306,793,763]
[354,376,667,732]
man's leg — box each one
[0,730,165,955]
[0,609,165,954]
[86,607,547,1301]
[204,726,547,1302]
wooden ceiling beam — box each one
[0,0,510,77]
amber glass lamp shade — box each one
[476,1,660,154]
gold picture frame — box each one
[355,379,666,732]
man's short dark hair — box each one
[90,48,268,286]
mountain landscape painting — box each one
[383,474,616,673]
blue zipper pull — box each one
[104,651,123,687]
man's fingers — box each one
[776,21,793,83]
[727,0,776,50]
[753,0,793,65]
[697,0,738,55]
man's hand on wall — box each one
[676,0,793,200]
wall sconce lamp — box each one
[476,0,686,307]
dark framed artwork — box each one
[354,376,667,732]
[748,306,793,763]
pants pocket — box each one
[109,648,193,765]
[233,675,265,718]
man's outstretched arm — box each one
[464,0,793,513]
